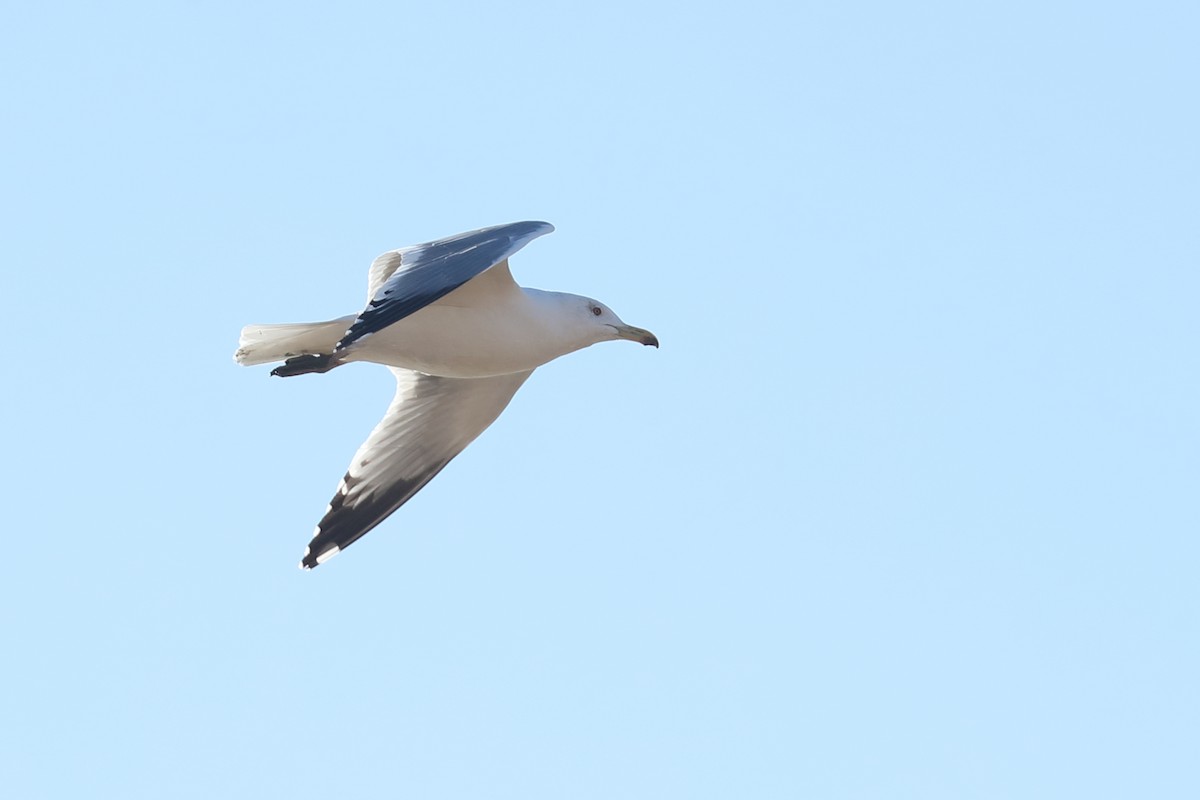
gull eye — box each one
[592,306,602,316]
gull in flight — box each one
[235,221,658,569]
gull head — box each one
[525,289,659,361]
[576,296,659,348]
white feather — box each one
[233,316,356,366]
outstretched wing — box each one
[300,367,534,569]
[341,221,554,352]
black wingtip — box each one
[299,540,342,570]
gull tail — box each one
[233,316,354,371]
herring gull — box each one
[234,221,658,569]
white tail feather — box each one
[234,315,356,366]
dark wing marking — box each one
[338,221,554,352]
[300,367,534,569]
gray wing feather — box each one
[339,221,554,352]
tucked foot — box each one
[271,353,338,377]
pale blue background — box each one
[2,2,1197,797]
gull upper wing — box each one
[300,367,533,569]
[341,220,554,352]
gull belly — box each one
[343,290,569,378]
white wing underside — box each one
[300,366,533,568]
[429,260,519,307]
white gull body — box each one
[347,277,619,378]
[234,221,657,569]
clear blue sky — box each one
[2,2,1197,797]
